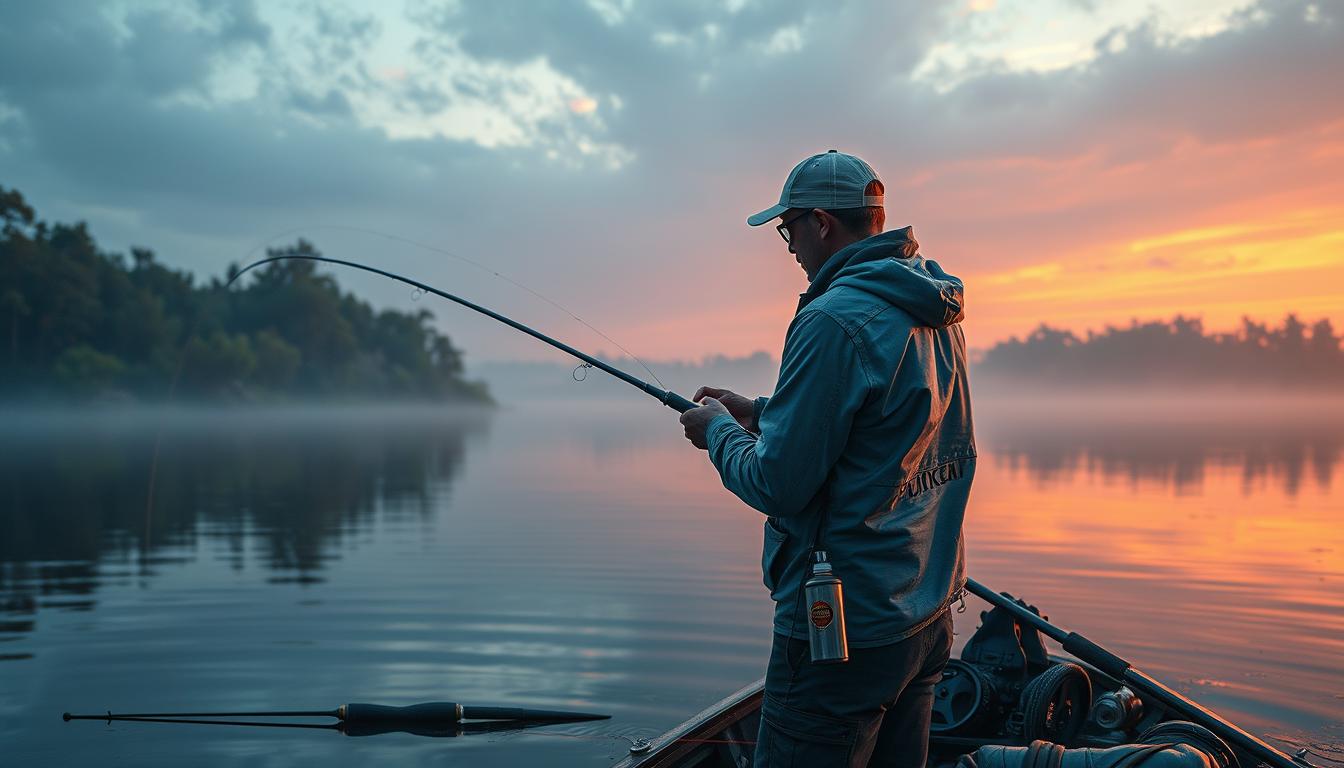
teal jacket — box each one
[706,226,975,646]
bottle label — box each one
[810,600,833,629]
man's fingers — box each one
[694,386,724,402]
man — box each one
[679,150,975,767]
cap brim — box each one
[746,203,789,227]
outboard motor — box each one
[954,722,1239,768]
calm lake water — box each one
[1,398,1340,766]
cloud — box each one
[0,0,1340,361]
[923,1,1343,158]
[758,25,804,55]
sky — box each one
[2,0,1342,363]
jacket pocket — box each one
[762,518,789,596]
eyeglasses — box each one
[776,209,812,244]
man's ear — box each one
[813,209,831,240]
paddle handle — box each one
[339,702,461,724]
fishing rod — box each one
[64,701,610,738]
[226,255,700,413]
[963,578,1316,768]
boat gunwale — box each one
[611,677,765,768]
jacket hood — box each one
[798,226,965,328]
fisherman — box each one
[679,150,976,768]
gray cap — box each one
[747,149,883,226]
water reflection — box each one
[0,406,491,651]
[969,400,1343,739]
[976,400,1342,495]
[0,400,1338,767]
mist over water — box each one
[0,398,1340,765]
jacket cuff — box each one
[706,412,743,455]
[751,396,769,434]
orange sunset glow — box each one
[632,118,1344,360]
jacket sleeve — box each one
[705,310,868,518]
[750,396,769,433]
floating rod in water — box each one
[58,717,595,739]
[64,701,609,738]
[226,255,699,413]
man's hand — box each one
[693,386,756,432]
[680,396,730,450]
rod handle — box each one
[663,392,698,413]
[339,702,461,725]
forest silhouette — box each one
[974,315,1343,392]
[4,182,1341,400]
[1,186,489,402]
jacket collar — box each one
[796,226,918,313]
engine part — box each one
[931,659,995,734]
[962,601,1050,679]
[1093,686,1143,731]
[1019,662,1092,745]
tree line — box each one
[975,314,1344,391]
[0,185,490,403]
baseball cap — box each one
[746,149,884,227]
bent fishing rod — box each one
[225,255,700,413]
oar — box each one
[963,578,1315,768]
[64,701,609,732]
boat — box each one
[613,579,1314,768]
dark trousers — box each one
[754,609,954,768]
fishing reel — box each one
[931,598,1092,746]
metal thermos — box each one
[804,551,848,664]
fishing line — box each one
[222,254,697,413]
[239,224,667,390]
